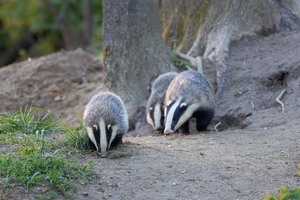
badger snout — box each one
[98,152,107,158]
[164,128,174,135]
[154,125,163,131]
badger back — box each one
[150,72,178,97]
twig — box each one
[275,89,287,112]
[214,121,222,132]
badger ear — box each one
[180,102,187,110]
[107,124,112,131]
[93,124,98,130]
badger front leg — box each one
[194,110,214,131]
[178,121,189,135]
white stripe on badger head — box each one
[146,107,154,127]
[174,103,201,131]
[99,119,108,157]
[108,125,119,149]
[164,99,181,134]
[154,103,162,130]
[86,126,98,151]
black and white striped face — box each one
[146,103,164,130]
[86,119,118,157]
[164,99,199,134]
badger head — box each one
[146,102,164,131]
[86,119,118,157]
[164,99,199,134]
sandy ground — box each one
[0,30,300,199]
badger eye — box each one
[149,107,153,111]
[107,124,112,131]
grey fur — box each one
[146,72,177,129]
[83,91,128,152]
[165,70,214,107]
[164,70,215,133]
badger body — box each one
[146,72,177,130]
[83,91,128,157]
[164,70,215,135]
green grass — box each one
[0,105,60,134]
[0,106,95,199]
[170,49,191,70]
[108,148,134,159]
[61,122,90,150]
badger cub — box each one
[164,70,215,135]
[146,72,177,131]
[83,91,128,157]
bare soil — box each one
[0,31,300,200]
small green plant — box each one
[170,49,191,70]
[0,105,60,134]
[264,186,300,200]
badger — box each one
[83,91,129,157]
[164,70,215,135]
[146,72,178,131]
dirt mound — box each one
[209,31,300,132]
[0,49,103,125]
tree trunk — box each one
[102,0,176,127]
[159,0,300,98]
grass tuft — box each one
[108,148,133,159]
[0,105,60,134]
[62,122,90,150]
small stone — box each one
[82,192,89,196]
[54,96,61,101]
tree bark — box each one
[102,0,175,126]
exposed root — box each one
[214,121,222,132]
[275,89,287,112]
[176,51,203,73]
